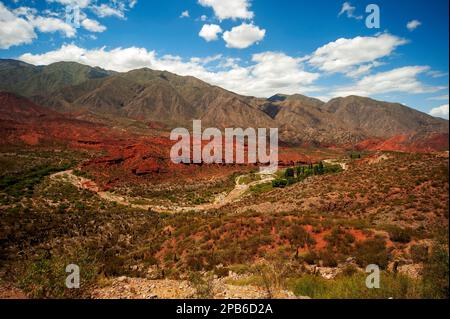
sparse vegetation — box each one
[288,272,421,299]
[0,149,448,299]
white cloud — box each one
[1,1,138,49]
[428,94,449,101]
[180,10,190,18]
[32,16,77,37]
[199,24,222,42]
[129,0,138,9]
[198,0,254,20]
[200,15,207,21]
[345,62,383,78]
[47,0,136,18]
[407,20,421,31]
[81,18,106,32]
[332,66,444,97]
[91,4,125,19]
[13,6,38,18]
[19,45,320,97]
[338,2,363,20]
[46,0,92,8]
[190,54,222,64]
[12,4,77,38]
[245,52,320,95]
[309,33,408,75]
[429,104,449,119]
[20,45,153,72]
[0,2,36,49]
[427,70,448,78]
[223,23,266,49]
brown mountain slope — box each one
[1,60,448,150]
[261,94,364,145]
[323,96,449,138]
[35,68,276,129]
[0,59,111,97]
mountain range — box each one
[0,59,448,150]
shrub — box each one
[18,250,98,299]
[214,267,229,278]
[341,264,358,277]
[286,177,297,185]
[189,272,214,299]
[387,226,414,243]
[355,237,389,269]
[410,244,429,263]
[272,179,288,188]
[289,272,421,299]
[289,275,327,298]
[324,165,343,174]
[302,251,318,265]
[250,182,273,194]
[319,250,338,267]
[422,244,449,299]
[287,225,316,258]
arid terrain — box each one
[0,60,448,299]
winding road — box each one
[51,159,347,213]
[51,170,276,213]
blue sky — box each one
[0,0,449,118]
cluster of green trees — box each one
[272,162,342,188]
[0,162,75,199]
[349,152,362,159]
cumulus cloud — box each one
[46,0,92,8]
[32,16,77,37]
[19,45,320,97]
[81,18,106,32]
[180,10,190,18]
[407,20,421,31]
[13,6,38,18]
[309,33,408,76]
[345,62,384,78]
[198,0,254,20]
[429,104,449,119]
[199,24,222,42]
[223,23,266,49]
[338,2,363,20]
[91,3,125,19]
[332,66,444,97]
[46,0,137,16]
[1,1,138,49]
[0,2,36,49]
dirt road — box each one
[51,170,276,213]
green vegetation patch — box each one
[0,162,75,199]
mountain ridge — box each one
[0,59,448,149]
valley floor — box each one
[0,148,448,299]
[50,169,278,213]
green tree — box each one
[285,168,295,178]
[272,179,288,188]
[295,166,302,179]
[288,225,316,258]
[318,161,325,175]
[313,165,319,175]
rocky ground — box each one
[90,276,301,299]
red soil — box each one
[356,133,449,153]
